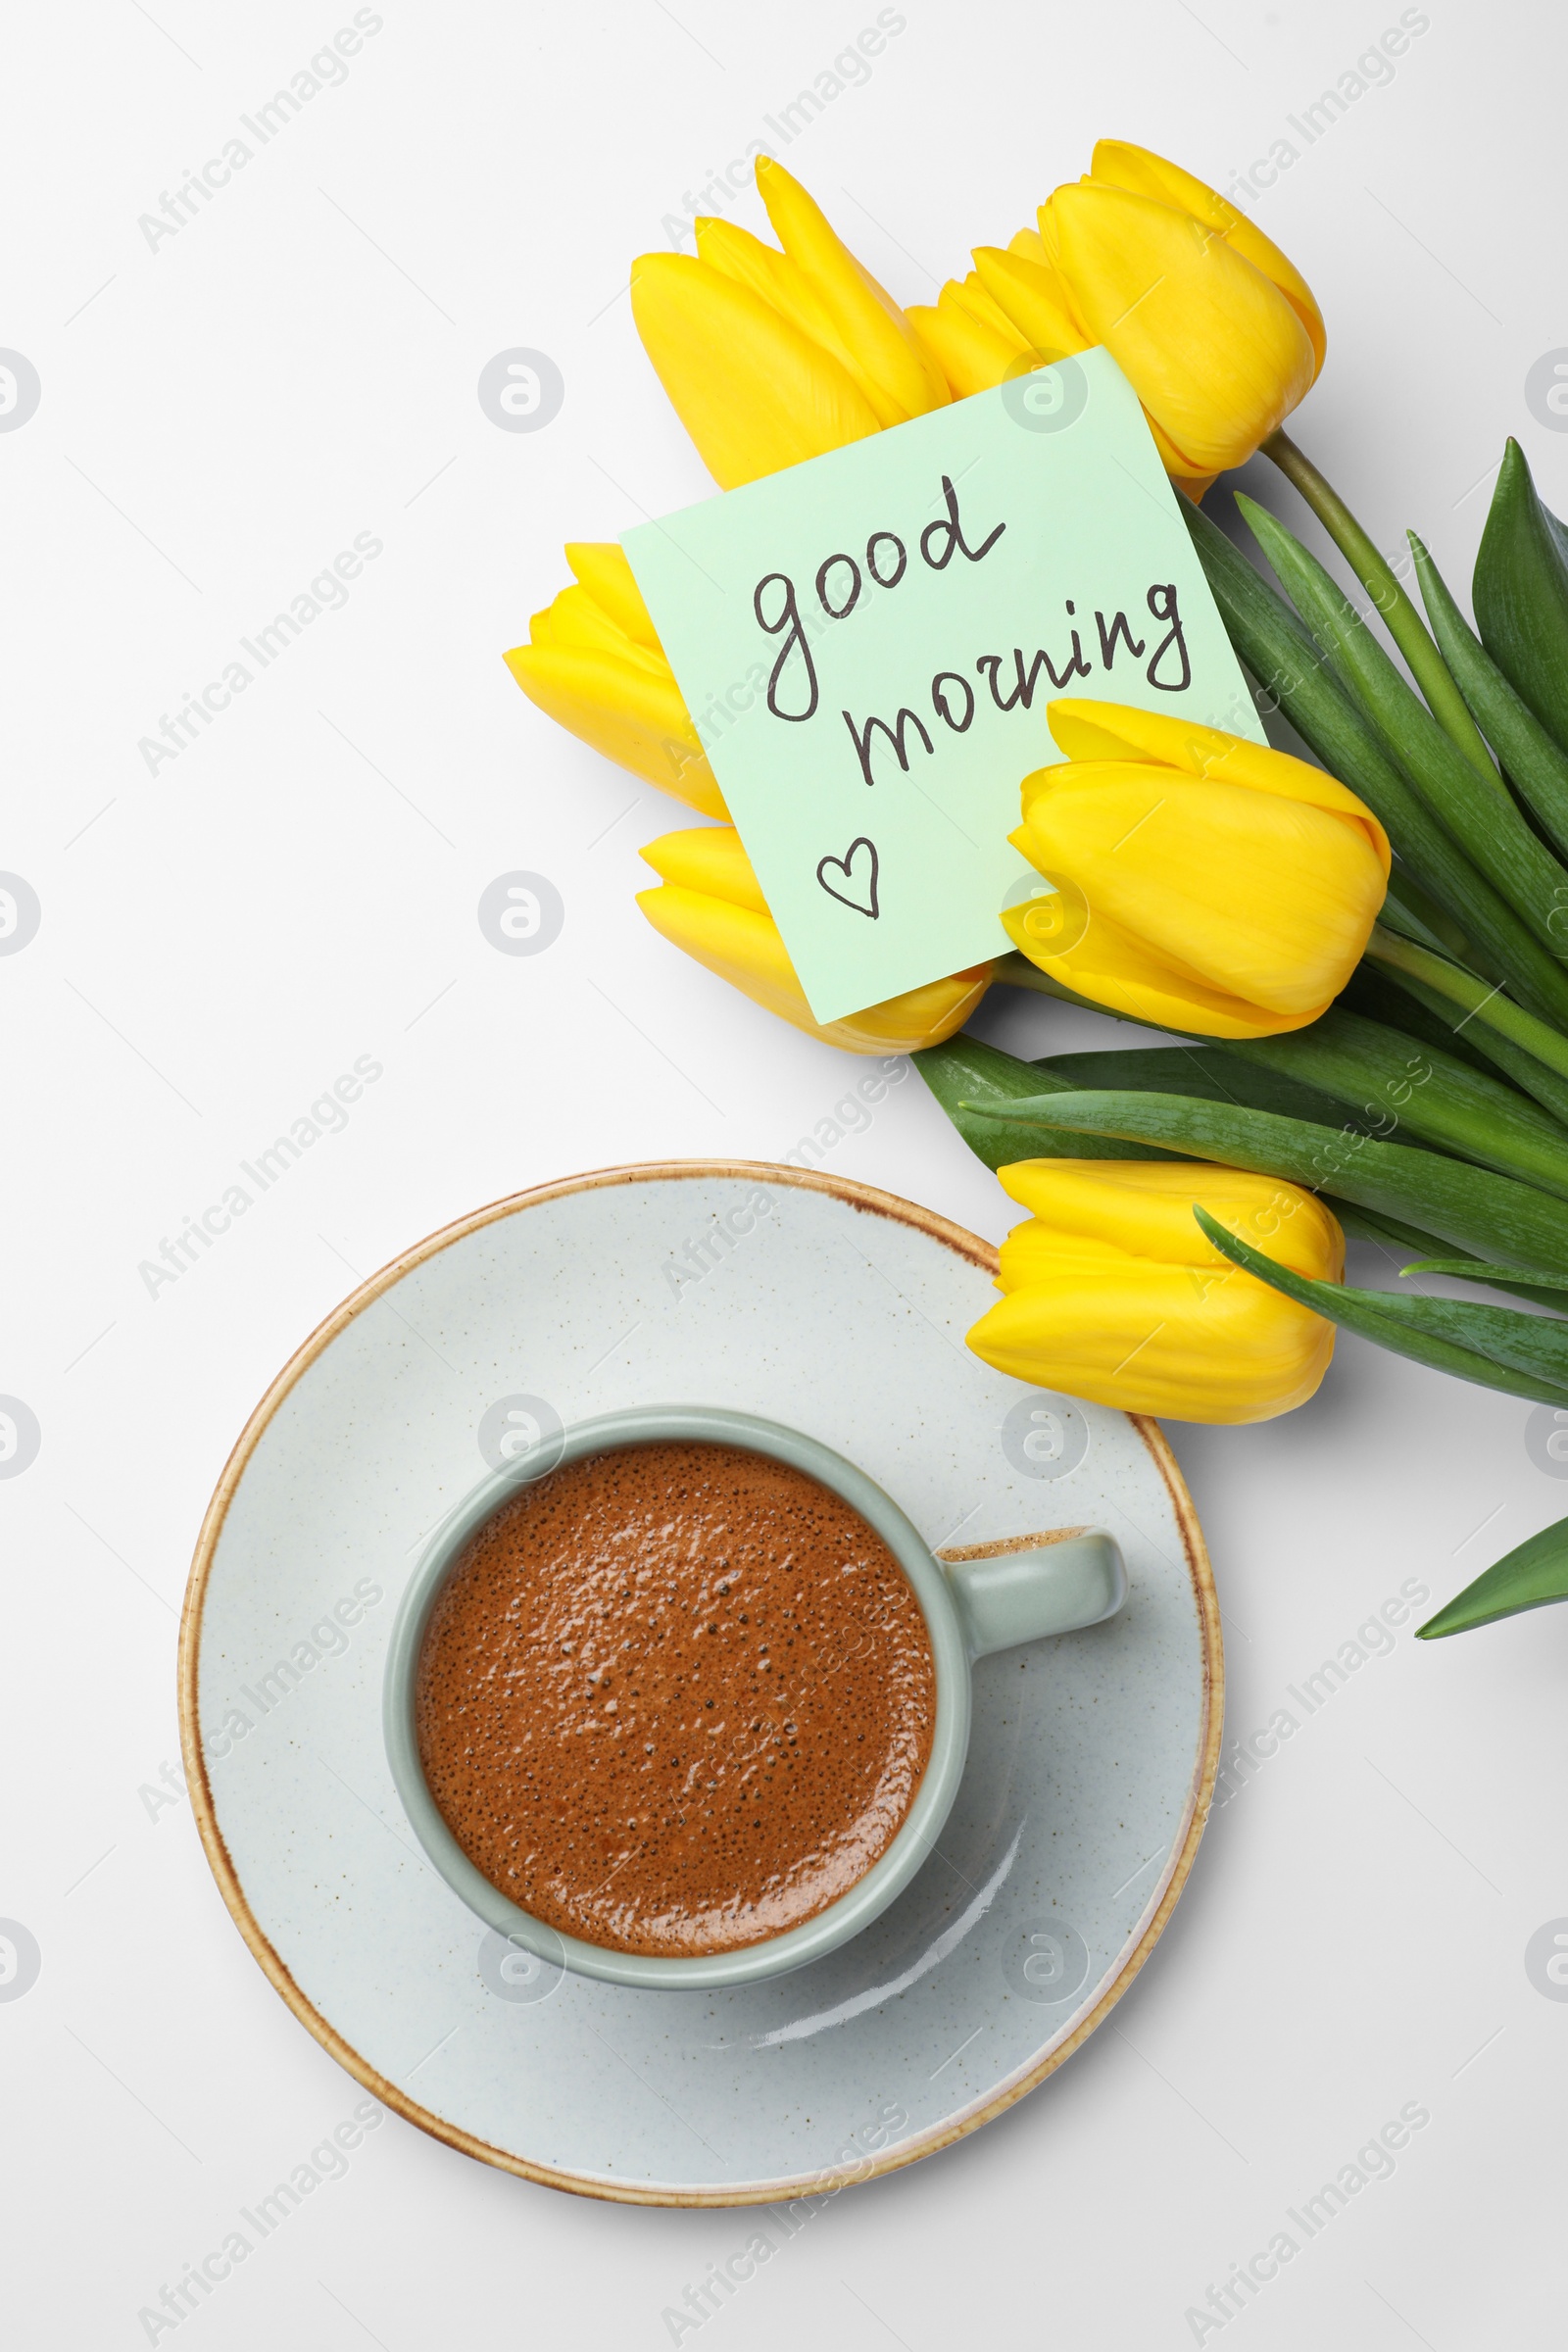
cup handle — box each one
[937,1528,1127,1660]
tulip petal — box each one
[971,246,1091,361]
[564,542,662,650]
[949,270,1035,346]
[1050,180,1317,474]
[637,882,989,1053]
[630,251,882,488]
[1033,190,1226,494]
[1001,896,1325,1037]
[1138,412,1218,500]
[638,882,816,1026]
[998,1217,1146,1283]
[1041,697,1392,868]
[696,214,829,330]
[1089,140,1326,377]
[1015,771,1388,1017]
[532,584,667,675]
[1034,194,1097,325]
[906,284,1025,399]
[757,155,949,418]
[996,1159,1344,1280]
[696,215,908,428]
[640,823,770,915]
[966,1257,1335,1421]
[505,640,728,820]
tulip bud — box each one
[1089,141,1326,375]
[1004,699,1390,1037]
[967,1160,1344,1421]
[638,824,991,1054]
[631,159,946,490]
[752,156,948,420]
[504,543,728,819]
[631,251,882,489]
[968,140,1326,497]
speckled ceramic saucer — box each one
[178,1163,1220,2206]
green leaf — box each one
[972,1087,1568,1275]
[1220,1005,1568,1201]
[1417,1515,1568,1637]
[1412,529,1568,865]
[1355,955,1568,1129]
[1052,1011,1568,1201]
[1402,1258,1568,1290]
[1322,1199,1563,1304]
[1192,1207,1568,1409]
[910,1037,1179,1174]
[1380,862,1476,962]
[1313,1277,1568,1385]
[1260,427,1497,775]
[1335,1201,1451,1251]
[1182,498,1568,1025]
[1364,923,1568,1087]
[1338,961,1500,1082]
[1473,438,1568,760]
[1034,1045,1351,1129]
[1237,493,1568,977]
[1336,1209,1568,1310]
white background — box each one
[3,1,1566,2344]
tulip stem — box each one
[1365,922,1568,1085]
[1260,428,1497,783]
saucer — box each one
[178,1162,1220,2205]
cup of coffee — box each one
[383,1405,1126,1990]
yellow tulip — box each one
[910,140,1324,499]
[1004,699,1389,1038]
[504,543,728,820]
[630,156,948,489]
[967,1160,1344,1422]
[638,824,991,1054]
[1082,139,1326,378]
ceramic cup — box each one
[383,1404,1126,1991]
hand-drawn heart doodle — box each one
[815,835,880,919]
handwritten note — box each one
[624,350,1265,1023]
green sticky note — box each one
[623,351,1265,1024]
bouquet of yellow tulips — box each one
[503,139,1568,1644]
[507,143,1335,1062]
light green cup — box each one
[383,1405,1125,1991]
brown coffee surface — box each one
[415,1440,937,1958]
